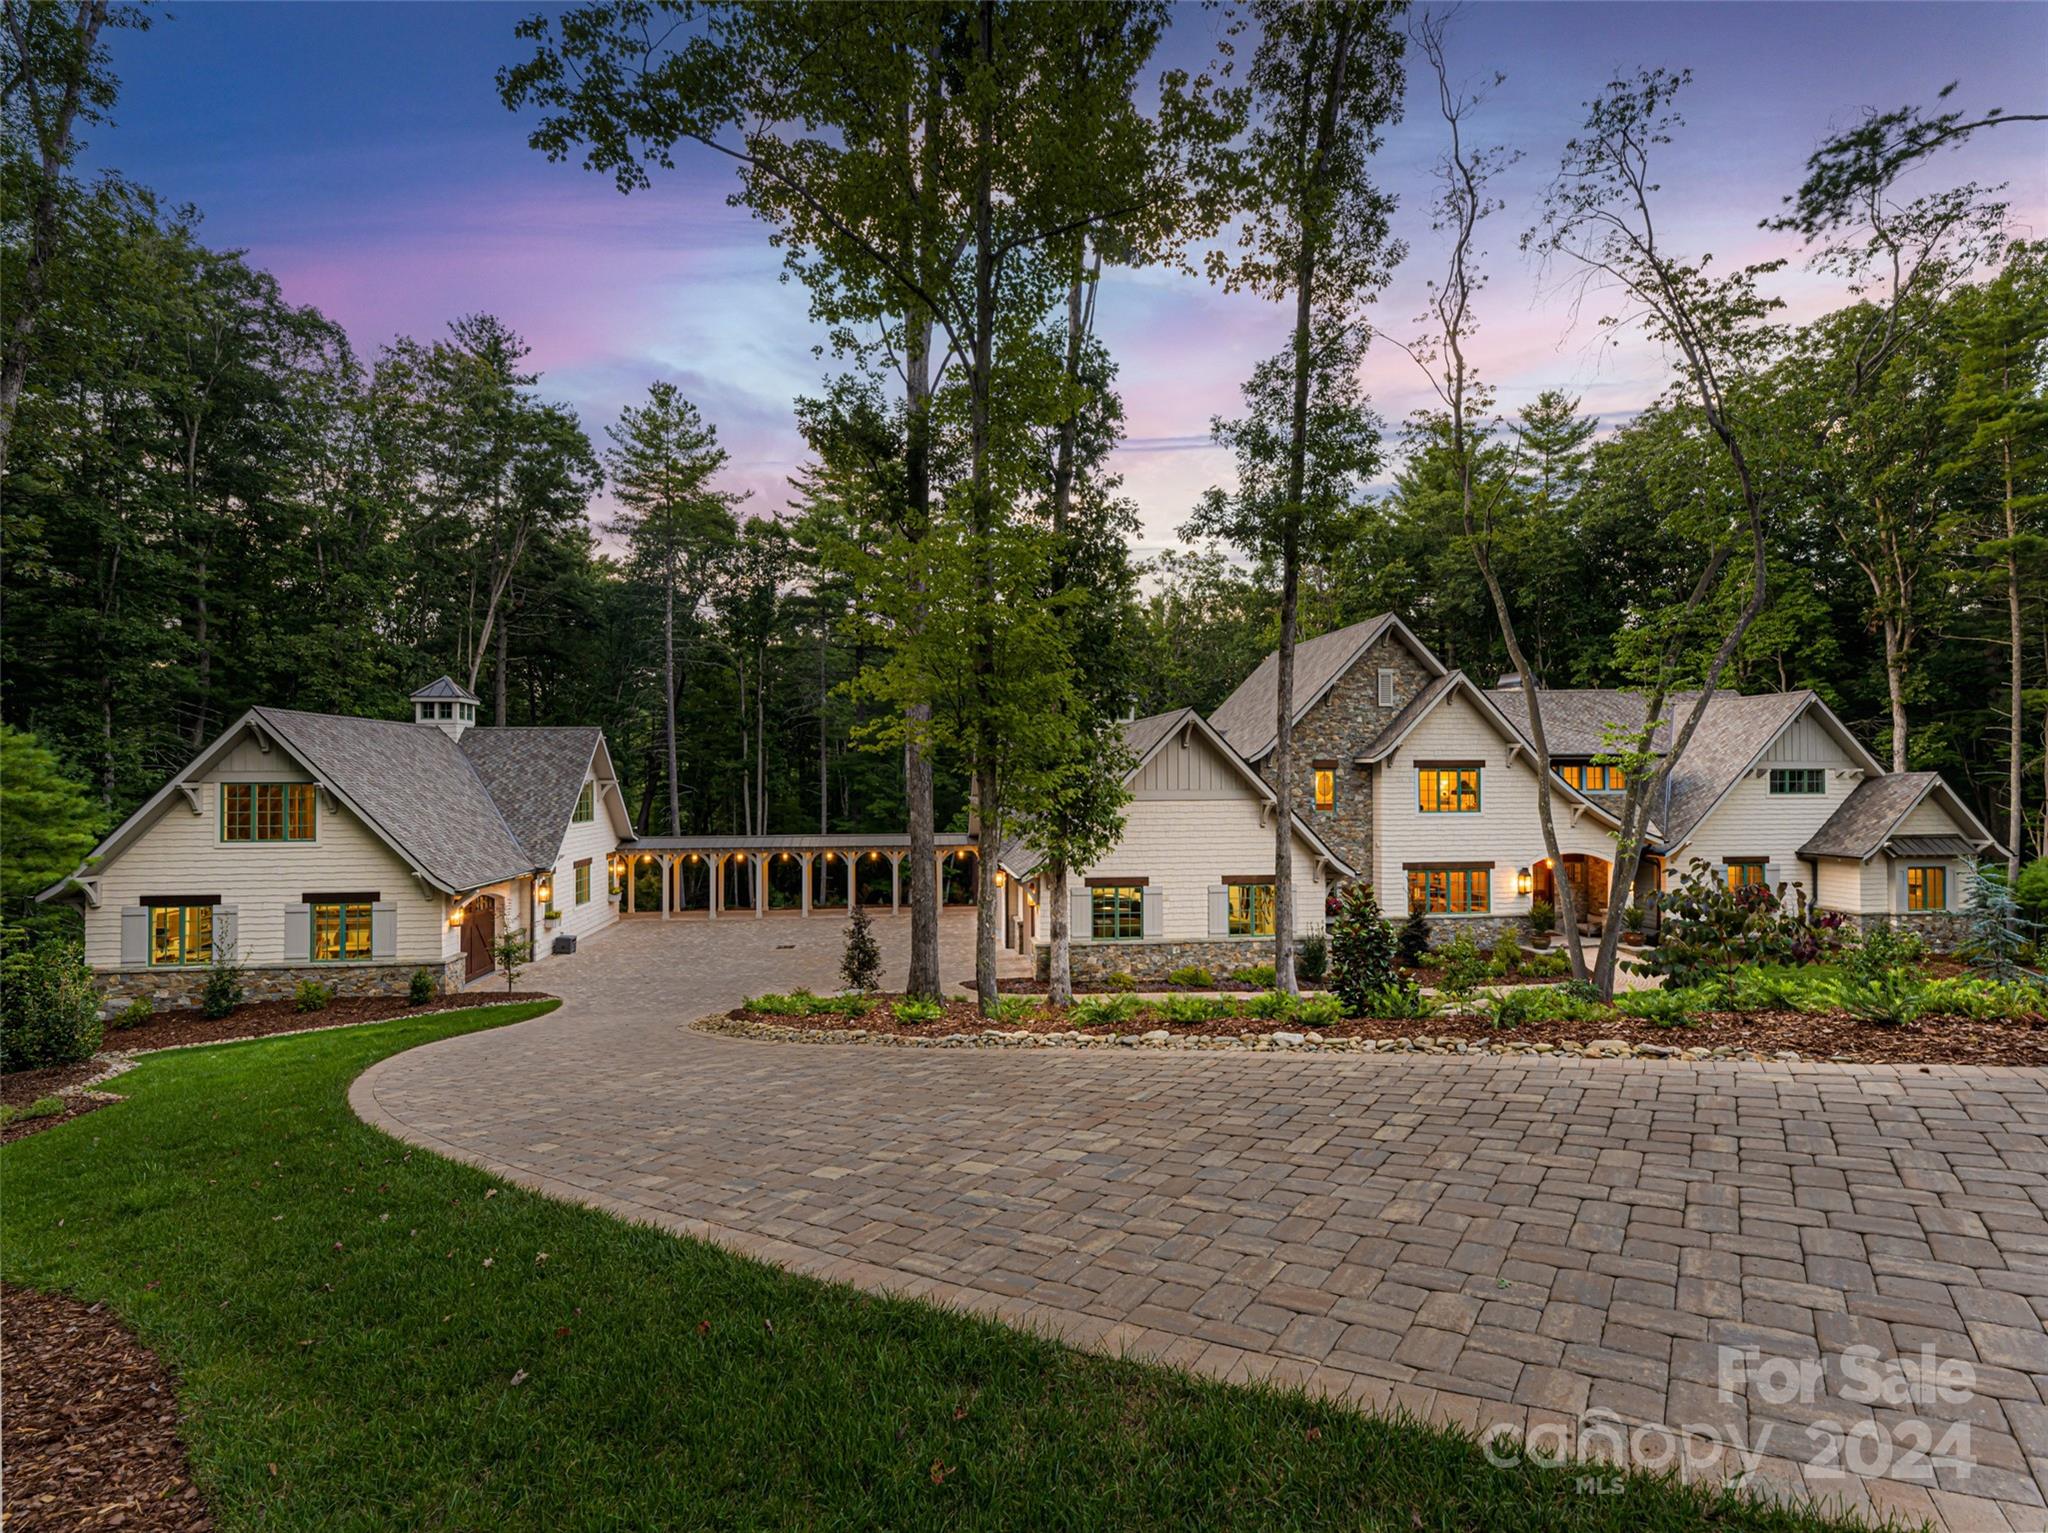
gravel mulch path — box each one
[720,995,2048,1066]
[0,1285,212,1532]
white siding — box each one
[85,753,445,968]
[1131,726,1242,798]
[1897,796,1958,835]
[1374,692,1621,919]
[1761,713,1855,766]
[1063,794,1325,942]
[545,775,625,944]
[1678,771,1867,906]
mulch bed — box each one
[729,995,2048,1067]
[0,1285,212,1532]
[3,1060,108,1109]
[1,1098,119,1147]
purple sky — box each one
[93,2,2046,555]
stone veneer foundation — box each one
[1038,937,1313,984]
[1840,910,1969,953]
[97,956,467,1014]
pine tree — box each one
[840,906,882,994]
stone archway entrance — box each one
[1533,854,1611,935]
[460,895,497,981]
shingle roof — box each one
[1799,773,1943,860]
[252,708,534,890]
[410,675,479,703]
[1209,615,1397,762]
[1483,688,1669,757]
[1657,691,1816,845]
[459,727,604,866]
[1122,707,1193,763]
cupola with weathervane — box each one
[411,676,479,738]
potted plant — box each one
[1525,900,1556,949]
[1621,905,1646,946]
[543,906,563,926]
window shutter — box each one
[1377,668,1395,708]
[120,906,149,966]
[1208,885,1229,937]
[1141,886,1163,940]
[1897,867,1910,914]
[282,903,311,963]
[1762,864,1780,900]
[1070,889,1092,943]
[215,906,239,964]
[371,901,398,960]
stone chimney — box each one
[411,676,479,739]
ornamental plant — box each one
[1639,858,1822,988]
[1395,908,1431,967]
[839,906,882,992]
[1329,883,1403,1015]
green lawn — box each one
[3,1003,1853,1531]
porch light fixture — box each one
[1516,867,1532,896]
[994,870,1007,888]
[449,905,465,928]
[535,876,552,902]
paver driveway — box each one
[354,913,2048,1531]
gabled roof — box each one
[1209,614,1445,763]
[1799,772,2000,861]
[459,726,613,867]
[995,707,1356,881]
[253,709,533,890]
[411,675,479,703]
[1484,688,1670,758]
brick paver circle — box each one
[352,914,2048,1531]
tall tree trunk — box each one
[817,618,829,835]
[663,564,681,836]
[1046,856,1073,1006]
[756,650,766,833]
[968,0,1000,1012]
[903,305,940,998]
[0,0,110,479]
[494,603,509,726]
[1884,616,1909,772]
[2006,440,2023,881]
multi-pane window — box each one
[1726,860,1767,890]
[1769,768,1826,795]
[573,782,595,822]
[1906,865,1946,912]
[1226,882,1275,936]
[223,783,317,841]
[1090,884,1144,940]
[1312,766,1336,811]
[1406,866,1490,914]
[311,901,373,962]
[1560,764,1626,791]
[148,904,213,966]
[575,859,592,905]
[1417,767,1480,813]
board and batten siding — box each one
[1372,692,1619,917]
[1677,713,1865,902]
[548,776,624,943]
[86,739,445,969]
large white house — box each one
[997,615,2000,981]
[43,679,634,1009]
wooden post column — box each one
[754,852,767,918]
[801,853,813,917]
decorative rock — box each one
[1271,1031,1306,1047]
[1143,1030,1171,1043]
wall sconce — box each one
[535,877,552,903]
[994,869,1007,888]
[1516,867,1532,896]
[449,904,465,928]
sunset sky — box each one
[93,2,2048,555]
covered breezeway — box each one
[610,834,981,919]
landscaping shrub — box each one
[1352,984,1439,1021]
[1329,883,1401,1013]
[1071,994,1142,1026]
[293,980,334,1014]
[840,906,882,992]
[745,991,821,1017]
[408,967,437,1005]
[1162,995,1231,1024]
[1239,989,1300,1022]
[891,997,945,1025]
[1165,965,1214,988]
[1487,985,1604,1028]
[1103,971,1139,992]
[1610,988,1700,1028]
[2015,857,2048,931]
[809,994,877,1019]
[1518,952,1568,979]
[0,934,102,1071]
[1297,994,1342,1028]
[1962,864,2032,979]
[1727,965,1815,1013]
[1917,975,2046,1021]
[113,996,153,1030]
[989,995,1036,1025]
[1839,923,1923,983]
[1641,858,1826,986]
[1230,964,1276,988]
[1524,900,1556,940]
[1558,979,1602,1004]
[1297,934,1328,984]
[1434,933,1489,997]
[200,948,246,1020]
[1396,908,1431,967]
[491,932,533,994]
[1489,934,1521,976]
[1834,971,1930,1027]
[1621,905,1645,936]
[0,1095,65,1127]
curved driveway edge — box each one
[352,914,2048,1533]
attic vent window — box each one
[1377,668,1396,708]
[1769,768,1826,795]
[574,783,595,823]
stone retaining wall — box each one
[1839,911,1970,953]
[1039,937,1320,984]
[97,956,466,1014]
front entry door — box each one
[462,898,496,981]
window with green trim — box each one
[575,860,591,905]
[1417,768,1480,813]
[1768,768,1826,795]
[1226,882,1275,935]
[1405,867,1489,914]
[1090,884,1144,940]
[1906,865,1946,912]
[223,782,317,841]
[149,904,213,966]
[573,782,595,822]
[311,901,372,962]
[1726,860,1767,890]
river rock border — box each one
[694,1015,1809,1063]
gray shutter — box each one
[370,901,397,960]
[282,903,311,962]
[1897,867,1910,914]
[120,905,149,966]
[1208,885,1229,936]
[1762,863,1780,901]
[1071,889,1092,942]
[1141,886,1163,939]
[214,906,238,964]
